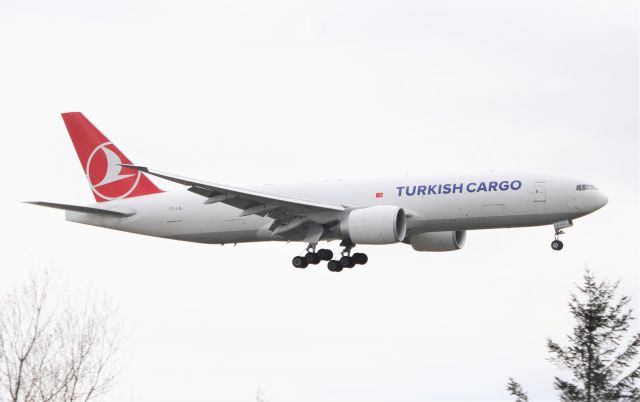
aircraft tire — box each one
[352,253,368,265]
[551,240,564,251]
[340,256,356,268]
[328,260,343,272]
[318,249,334,261]
[305,252,321,265]
[292,256,308,268]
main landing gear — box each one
[292,240,368,272]
[329,240,368,272]
[292,244,333,269]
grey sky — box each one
[1,1,638,401]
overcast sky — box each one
[1,1,638,401]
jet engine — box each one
[409,230,466,252]
[340,206,406,245]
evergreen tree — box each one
[507,377,529,402]
[547,270,640,401]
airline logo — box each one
[396,180,523,197]
[85,142,141,201]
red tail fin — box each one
[62,112,163,202]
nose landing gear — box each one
[550,220,572,251]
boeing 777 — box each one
[27,113,608,272]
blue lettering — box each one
[397,179,522,197]
[466,182,477,193]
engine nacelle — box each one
[409,230,466,252]
[340,206,407,245]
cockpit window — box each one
[576,184,598,191]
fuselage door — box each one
[534,182,546,202]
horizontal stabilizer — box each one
[25,201,135,218]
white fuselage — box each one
[66,172,608,246]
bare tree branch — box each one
[0,269,125,402]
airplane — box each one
[27,112,609,272]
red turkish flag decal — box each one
[375,192,384,198]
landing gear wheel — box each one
[305,252,321,265]
[292,256,309,268]
[551,240,564,251]
[352,253,368,265]
[328,260,343,272]
[340,256,356,268]
[317,249,334,261]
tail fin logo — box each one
[86,142,141,201]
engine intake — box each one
[409,230,466,252]
[340,206,406,245]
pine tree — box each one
[506,377,529,402]
[547,270,640,401]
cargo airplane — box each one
[27,113,609,272]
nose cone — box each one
[587,191,608,213]
[596,191,609,210]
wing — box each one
[120,164,346,240]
